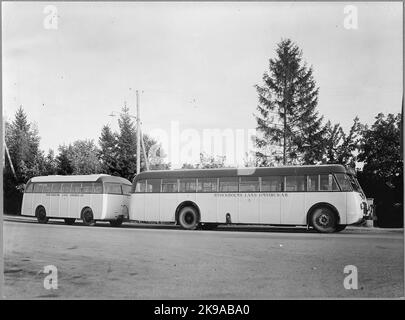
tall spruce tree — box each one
[255,39,324,165]
[98,125,119,175]
[116,106,138,180]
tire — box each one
[64,218,76,225]
[178,206,199,230]
[36,206,48,224]
[81,208,96,226]
[110,217,123,227]
[310,207,338,233]
[335,225,347,232]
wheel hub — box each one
[319,214,330,226]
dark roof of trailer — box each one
[132,165,349,183]
[29,174,131,185]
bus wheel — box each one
[64,218,76,225]
[311,207,337,233]
[110,217,123,227]
[36,206,48,224]
[178,206,199,230]
[335,225,347,232]
[81,208,96,226]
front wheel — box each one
[310,207,337,233]
[36,206,48,224]
[81,208,96,226]
[178,206,199,230]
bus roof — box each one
[29,174,132,185]
[132,164,350,183]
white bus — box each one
[22,174,132,227]
[129,165,368,233]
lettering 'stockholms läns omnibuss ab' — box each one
[21,174,132,227]
[129,165,369,233]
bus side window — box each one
[93,183,103,194]
[146,179,161,193]
[122,184,131,195]
[307,175,319,191]
[25,183,34,193]
[51,183,62,193]
[197,178,218,192]
[71,183,82,193]
[320,174,339,191]
[33,183,44,193]
[285,176,306,192]
[219,177,238,192]
[261,176,283,192]
[179,178,197,192]
[81,182,94,194]
[105,183,122,194]
[136,180,146,192]
[42,183,51,193]
[162,179,178,193]
[62,183,72,193]
[239,177,259,192]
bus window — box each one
[81,182,94,194]
[219,177,238,192]
[71,183,82,193]
[146,179,161,193]
[43,183,52,193]
[51,183,62,193]
[285,176,306,192]
[62,183,72,193]
[197,178,218,192]
[135,180,146,192]
[261,176,283,192]
[33,183,44,193]
[93,183,103,194]
[239,177,259,192]
[162,179,178,193]
[179,178,196,192]
[122,184,131,195]
[25,183,33,193]
[105,183,122,194]
[334,173,352,191]
[307,175,319,191]
[320,174,339,191]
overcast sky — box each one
[2,1,403,166]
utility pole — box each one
[283,101,287,166]
[136,90,141,175]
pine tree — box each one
[98,125,118,174]
[255,39,324,165]
[56,145,74,175]
[116,106,137,180]
[5,106,42,182]
[3,106,44,214]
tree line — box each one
[3,38,403,227]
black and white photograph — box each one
[1,0,403,304]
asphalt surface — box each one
[3,216,404,299]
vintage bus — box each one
[22,174,132,227]
[129,165,368,233]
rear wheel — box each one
[81,208,96,226]
[36,206,48,224]
[64,218,76,225]
[310,207,337,233]
[110,217,123,227]
[178,206,199,230]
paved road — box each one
[3,217,404,299]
